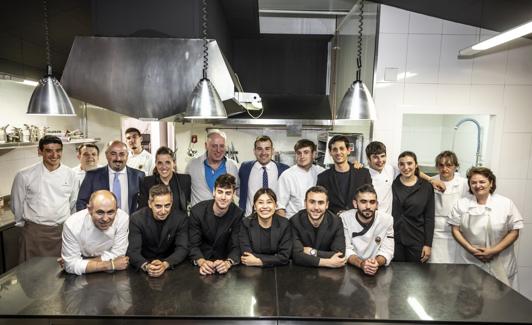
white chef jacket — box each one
[61,208,129,275]
[11,162,77,227]
[429,174,470,263]
[449,194,523,285]
[245,161,280,216]
[368,163,399,215]
[277,164,326,218]
[340,209,394,265]
[127,149,154,176]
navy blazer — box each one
[238,160,289,210]
[76,165,145,213]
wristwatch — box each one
[310,248,317,257]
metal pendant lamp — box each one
[336,0,376,120]
[27,0,76,116]
[185,0,227,119]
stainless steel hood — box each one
[61,36,243,120]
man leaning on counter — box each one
[10,135,78,263]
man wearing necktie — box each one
[77,140,145,214]
[238,136,289,216]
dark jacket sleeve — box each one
[255,220,292,267]
[239,218,253,254]
[188,205,206,262]
[291,221,320,267]
[423,182,435,247]
[228,210,244,263]
[76,172,94,211]
[180,173,192,206]
[137,178,150,209]
[164,215,189,268]
[319,218,346,257]
[127,212,147,270]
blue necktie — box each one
[113,172,122,209]
[262,166,269,188]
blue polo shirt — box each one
[204,158,227,192]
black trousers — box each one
[393,241,423,263]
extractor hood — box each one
[61,36,249,120]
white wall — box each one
[374,5,532,300]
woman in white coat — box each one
[449,167,523,288]
[429,151,470,263]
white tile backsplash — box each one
[497,179,527,216]
[438,35,476,84]
[403,83,437,106]
[470,85,504,107]
[471,50,508,85]
[517,226,532,267]
[375,34,408,83]
[408,11,443,34]
[506,42,532,85]
[436,84,470,106]
[503,85,532,107]
[517,267,532,300]
[379,5,410,34]
[442,21,480,35]
[405,34,442,83]
[504,105,532,134]
[497,133,532,179]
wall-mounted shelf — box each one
[0,138,100,156]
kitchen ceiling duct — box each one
[61,36,249,120]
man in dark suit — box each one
[77,140,144,214]
[291,186,346,267]
[238,135,289,216]
[127,184,189,277]
[189,174,244,275]
[317,135,372,214]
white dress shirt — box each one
[108,168,129,213]
[127,149,154,176]
[11,162,77,227]
[61,208,129,275]
[277,164,326,218]
[368,163,399,215]
[245,161,279,216]
[340,209,395,265]
[449,194,523,285]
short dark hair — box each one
[467,167,496,194]
[214,174,236,190]
[328,135,350,151]
[365,141,386,159]
[435,150,459,168]
[354,184,377,200]
[254,135,273,149]
[125,127,141,137]
[398,151,420,177]
[77,143,100,155]
[38,135,63,151]
[253,188,277,205]
[149,184,173,201]
[305,185,328,201]
[294,139,316,152]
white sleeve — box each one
[377,219,395,266]
[508,199,524,230]
[10,172,26,226]
[448,199,464,226]
[341,214,356,258]
[61,222,89,275]
[277,173,291,210]
[100,213,129,261]
[69,172,78,214]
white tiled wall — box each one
[375,5,532,300]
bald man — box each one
[76,140,145,214]
[61,190,129,275]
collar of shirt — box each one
[108,166,127,175]
[203,156,227,171]
[467,194,494,214]
[253,160,275,170]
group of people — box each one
[10,128,523,288]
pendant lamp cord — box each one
[43,0,52,75]
[201,0,208,79]
[355,0,364,81]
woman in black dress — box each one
[392,151,435,263]
[239,188,292,267]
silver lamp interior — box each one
[185,78,227,119]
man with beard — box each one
[61,190,129,275]
[72,143,100,188]
[238,135,289,216]
[125,127,154,176]
[317,135,372,214]
[77,140,144,214]
[189,174,244,275]
[128,184,189,277]
[290,186,346,267]
[339,184,394,276]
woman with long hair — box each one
[392,151,435,263]
[239,188,292,267]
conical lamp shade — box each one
[27,74,76,116]
[185,78,227,119]
[336,80,376,120]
